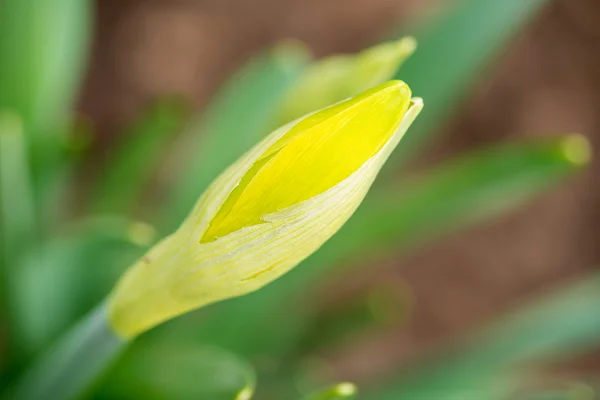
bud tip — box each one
[235,387,254,400]
[398,36,417,54]
[335,382,357,396]
[560,134,592,167]
[127,222,157,247]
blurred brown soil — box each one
[78,0,600,388]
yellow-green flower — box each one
[272,37,416,127]
[108,80,423,338]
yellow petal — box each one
[202,81,411,242]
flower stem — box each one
[9,303,127,400]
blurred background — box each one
[2,0,600,399]
[82,0,600,381]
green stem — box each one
[8,303,127,400]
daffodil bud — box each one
[272,37,417,127]
[108,81,423,338]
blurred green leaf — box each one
[160,41,310,232]
[514,383,598,400]
[0,0,92,200]
[302,382,358,400]
[298,281,411,354]
[9,217,155,356]
[100,339,256,400]
[0,112,36,270]
[92,99,188,215]
[368,275,600,400]
[320,135,589,262]
[271,37,416,129]
[185,135,590,358]
[390,0,550,163]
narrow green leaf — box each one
[186,135,590,358]
[160,42,310,232]
[9,218,156,355]
[0,0,91,135]
[390,0,550,163]
[0,0,92,197]
[320,135,590,263]
[0,113,37,376]
[515,383,598,400]
[0,112,36,271]
[100,341,256,400]
[92,99,188,214]
[368,274,600,400]
[303,383,358,400]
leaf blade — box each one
[368,275,600,400]
[390,0,550,162]
[92,99,188,215]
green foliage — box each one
[3,0,598,399]
[0,0,90,136]
[92,100,189,215]
[390,0,550,163]
[0,0,92,206]
[101,340,256,400]
[302,383,358,400]
[368,276,600,400]
[0,113,36,270]
[9,218,155,356]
